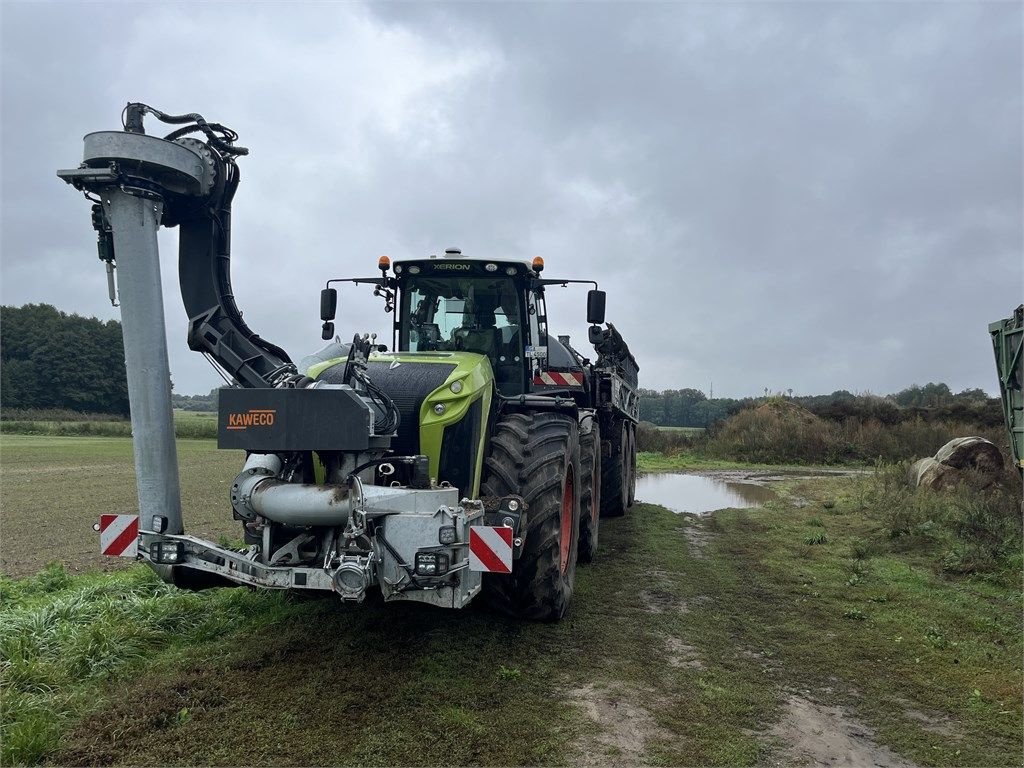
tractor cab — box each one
[316,249,607,401]
[393,253,543,396]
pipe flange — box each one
[231,454,282,521]
[174,138,217,196]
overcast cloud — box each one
[2,2,1021,397]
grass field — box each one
[1,436,1020,766]
[0,435,240,576]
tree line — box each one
[1,304,130,416]
[640,385,1000,429]
[171,389,219,411]
[0,303,1000,426]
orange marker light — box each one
[378,255,391,271]
[532,256,544,272]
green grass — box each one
[702,473,1022,766]
[656,426,706,434]
[0,564,305,765]
[0,410,217,439]
[1,438,1020,766]
[637,450,775,472]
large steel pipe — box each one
[104,191,184,535]
[233,456,354,526]
[248,480,355,526]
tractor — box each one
[59,103,639,620]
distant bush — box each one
[704,400,836,464]
[701,399,1010,465]
[171,388,219,412]
[639,383,1001,432]
[173,418,217,439]
[808,397,1003,429]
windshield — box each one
[401,276,525,394]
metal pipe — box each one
[248,480,354,526]
[103,190,184,535]
[233,456,353,526]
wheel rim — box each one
[560,468,574,575]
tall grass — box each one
[0,408,128,423]
[854,463,1022,579]
[0,417,216,439]
[0,565,290,765]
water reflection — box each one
[636,473,775,515]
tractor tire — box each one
[622,423,630,507]
[481,411,582,621]
[600,420,629,517]
[577,419,601,564]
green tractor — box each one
[59,104,639,621]
[300,248,641,618]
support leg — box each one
[103,190,184,536]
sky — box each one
[1,2,1021,398]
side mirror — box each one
[321,321,335,341]
[320,287,338,321]
[587,289,606,325]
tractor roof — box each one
[393,248,543,276]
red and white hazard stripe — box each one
[468,526,513,574]
[533,371,584,387]
[99,514,139,558]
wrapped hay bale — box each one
[934,437,1004,473]
[908,437,1004,489]
[908,457,961,490]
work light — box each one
[150,540,185,564]
[415,552,450,576]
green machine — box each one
[990,305,1024,479]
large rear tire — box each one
[481,411,581,621]
[626,422,637,507]
[578,419,601,563]
[600,420,629,517]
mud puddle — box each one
[637,468,865,515]
[636,473,776,514]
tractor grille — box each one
[358,360,456,455]
[439,396,484,495]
